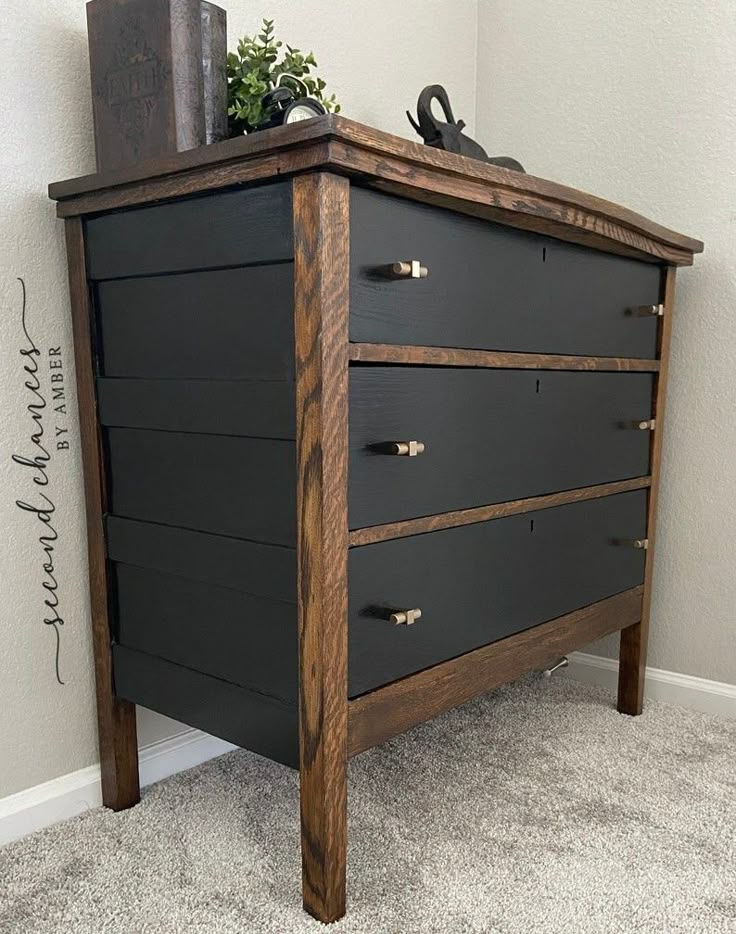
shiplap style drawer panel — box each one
[86,182,293,279]
[95,263,294,380]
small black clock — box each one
[259,87,326,131]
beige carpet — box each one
[1,676,735,934]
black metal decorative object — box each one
[407,85,525,172]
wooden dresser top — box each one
[49,115,703,265]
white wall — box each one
[476,0,736,682]
[0,0,478,799]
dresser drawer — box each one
[348,490,647,697]
[350,188,661,359]
[349,368,653,529]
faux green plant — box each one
[226,19,340,136]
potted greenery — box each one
[226,19,340,137]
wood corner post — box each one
[618,265,677,716]
[65,217,140,810]
[293,173,350,923]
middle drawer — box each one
[349,367,653,529]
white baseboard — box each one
[0,730,236,847]
[564,652,736,719]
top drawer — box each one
[350,188,661,359]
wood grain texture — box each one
[349,343,660,372]
[50,116,336,200]
[618,268,677,715]
[64,218,140,810]
[49,116,703,265]
[330,143,696,266]
[348,586,644,756]
[348,477,652,547]
[293,173,350,923]
[53,142,332,219]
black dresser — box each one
[50,116,703,922]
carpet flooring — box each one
[1,676,735,934]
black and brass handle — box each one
[382,260,429,279]
[389,608,423,626]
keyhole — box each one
[542,247,547,263]
[536,379,541,394]
[530,519,535,533]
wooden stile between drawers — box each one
[347,585,644,757]
[349,343,660,372]
[348,476,652,546]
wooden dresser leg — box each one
[65,218,140,810]
[97,696,140,810]
[617,267,677,717]
[618,621,646,716]
[293,173,350,921]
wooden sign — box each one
[86,0,227,172]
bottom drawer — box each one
[348,490,647,697]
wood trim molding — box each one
[618,267,677,715]
[347,586,644,757]
[348,477,653,547]
[52,141,332,220]
[49,116,703,265]
[64,218,140,810]
[293,173,350,924]
[349,343,661,372]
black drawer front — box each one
[105,428,295,546]
[349,368,653,529]
[85,182,293,279]
[95,264,294,381]
[350,188,661,359]
[348,490,647,697]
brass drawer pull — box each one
[384,260,429,279]
[615,538,649,550]
[384,440,426,457]
[622,418,656,430]
[389,608,423,626]
[629,303,664,317]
